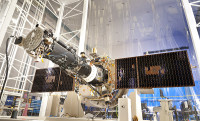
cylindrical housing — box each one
[47,42,76,67]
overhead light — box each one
[12,18,18,24]
[57,8,60,11]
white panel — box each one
[129,91,143,121]
[118,97,132,121]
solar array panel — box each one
[115,51,194,89]
[31,67,74,92]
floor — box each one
[0,116,117,121]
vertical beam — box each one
[118,97,132,121]
[0,0,17,47]
[129,91,143,120]
[55,4,65,40]
[182,0,200,67]
[39,93,50,117]
[49,3,65,68]
[78,0,89,55]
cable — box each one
[116,106,118,117]
[0,36,15,102]
[106,106,109,119]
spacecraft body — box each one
[14,26,127,108]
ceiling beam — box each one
[58,0,81,5]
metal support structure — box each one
[118,97,132,121]
[55,4,65,40]
[39,93,50,117]
[2,0,33,112]
[0,0,31,98]
[0,0,50,115]
[48,3,65,68]
[0,0,17,47]
[78,0,89,55]
[182,0,200,67]
[59,0,86,51]
[0,0,88,116]
[129,91,143,120]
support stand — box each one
[118,96,132,121]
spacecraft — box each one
[14,26,127,108]
[14,25,195,109]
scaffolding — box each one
[182,0,200,68]
[0,0,88,116]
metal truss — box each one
[0,0,89,116]
[0,0,52,113]
[58,0,88,52]
[0,0,47,112]
[181,0,200,110]
[182,0,200,67]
